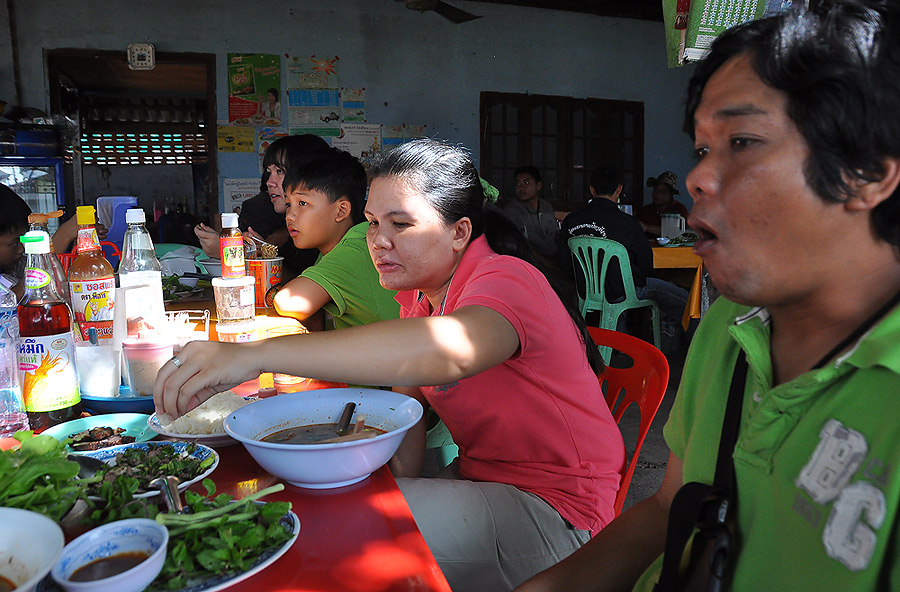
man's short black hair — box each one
[282,147,368,224]
[685,0,900,247]
[590,165,624,197]
[514,165,542,184]
[0,184,31,235]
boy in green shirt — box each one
[273,147,399,331]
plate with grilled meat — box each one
[42,413,156,452]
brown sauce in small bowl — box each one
[70,551,149,582]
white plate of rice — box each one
[147,390,255,447]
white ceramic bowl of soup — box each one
[224,388,424,489]
[0,508,64,592]
[51,518,168,592]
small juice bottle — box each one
[67,205,116,342]
[219,213,245,278]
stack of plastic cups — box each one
[213,213,257,343]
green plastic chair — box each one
[568,236,661,362]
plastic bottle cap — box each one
[125,208,146,224]
[20,230,51,254]
[27,210,63,224]
[76,205,96,225]
[221,212,239,228]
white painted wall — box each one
[1,0,698,211]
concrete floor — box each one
[618,330,687,511]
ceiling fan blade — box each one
[433,0,482,23]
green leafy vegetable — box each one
[148,480,293,591]
[87,442,209,496]
[0,431,93,521]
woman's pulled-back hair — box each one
[261,134,330,172]
[684,0,900,247]
[371,139,603,373]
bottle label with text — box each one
[220,236,245,278]
[75,227,100,252]
[69,277,116,341]
[24,268,51,289]
[17,332,80,412]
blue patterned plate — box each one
[82,441,218,500]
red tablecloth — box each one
[203,444,451,592]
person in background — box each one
[0,184,30,300]
[273,146,400,332]
[51,211,107,254]
[155,138,624,592]
[502,165,560,266]
[0,184,107,299]
[638,170,689,237]
[195,134,328,279]
[559,165,688,338]
[518,1,900,590]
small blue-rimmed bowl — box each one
[51,518,168,592]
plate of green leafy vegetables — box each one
[82,441,218,500]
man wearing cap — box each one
[639,171,689,237]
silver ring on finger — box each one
[170,356,183,368]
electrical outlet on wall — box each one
[127,43,155,70]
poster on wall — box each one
[382,124,428,150]
[227,53,282,126]
[341,88,366,122]
[222,178,261,214]
[257,127,289,160]
[287,89,341,136]
[287,55,340,90]
[333,123,382,171]
[217,125,255,152]
[663,0,792,67]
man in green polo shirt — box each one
[517,1,900,590]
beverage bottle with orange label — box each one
[17,230,81,432]
[68,205,116,342]
[219,213,245,278]
[27,210,70,307]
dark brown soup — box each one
[0,575,15,592]
[70,551,150,582]
[263,423,385,444]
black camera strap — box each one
[655,350,747,592]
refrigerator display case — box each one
[0,155,68,235]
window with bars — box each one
[480,92,644,214]
[79,132,208,166]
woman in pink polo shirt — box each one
[155,139,624,592]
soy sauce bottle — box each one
[17,230,81,432]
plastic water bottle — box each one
[0,275,28,436]
[118,208,165,335]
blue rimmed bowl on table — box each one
[224,388,423,489]
[50,518,167,592]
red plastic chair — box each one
[57,241,122,275]
[588,326,669,516]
